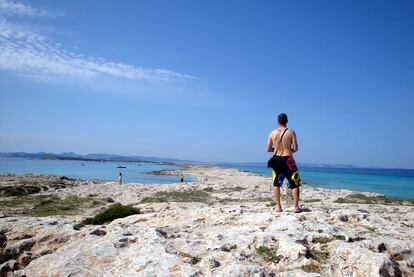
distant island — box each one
[1,152,409,170]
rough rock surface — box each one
[0,166,413,276]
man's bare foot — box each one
[276,206,283,212]
[294,207,301,213]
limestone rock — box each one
[0,166,413,276]
[72,223,85,231]
[90,229,106,236]
[338,215,348,222]
[0,259,17,275]
[378,242,387,253]
[0,233,6,248]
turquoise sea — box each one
[0,157,189,184]
[220,164,414,200]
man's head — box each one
[277,113,288,126]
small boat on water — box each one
[117,166,127,169]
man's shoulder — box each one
[269,128,296,137]
[269,129,280,136]
[285,128,295,134]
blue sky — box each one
[0,0,413,168]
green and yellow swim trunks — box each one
[269,155,302,189]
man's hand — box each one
[291,131,298,153]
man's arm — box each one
[266,132,274,152]
[291,131,298,153]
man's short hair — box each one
[278,113,288,125]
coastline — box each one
[0,164,413,276]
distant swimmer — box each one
[118,172,123,185]
[180,174,184,183]
[266,113,302,213]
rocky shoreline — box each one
[0,165,413,276]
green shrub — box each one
[83,203,140,225]
[256,246,271,254]
[333,234,346,240]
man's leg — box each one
[273,186,283,212]
[292,187,300,212]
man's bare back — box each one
[267,128,298,156]
[266,113,301,213]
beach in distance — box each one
[0,162,413,276]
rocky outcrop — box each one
[0,166,413,276]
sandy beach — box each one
[0,165,413,277]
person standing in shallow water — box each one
[266,113,302,213]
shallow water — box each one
[0,157,190,184]
[220,164,414,199]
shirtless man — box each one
[266,113,302,213]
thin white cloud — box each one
[0,1,197,84]
[0,0,61,17]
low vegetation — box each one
[217,197,273,204]
[266,201,276,207]
[0,185,41,197]
[305,248,330,262]
[0,177,76,197]
[0,195,105,216]
[177,251,201,264]
[222,186,246,192]
[302,260,322,273]
[312,236,333,244]
[46,180,68,189]
[255,246,283,263]
[334,193,414,206]
[304,198,321,203]
[203,186,246,193]
[333,234,346,241]
[83,203,140,225]
[140,190,211,203]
